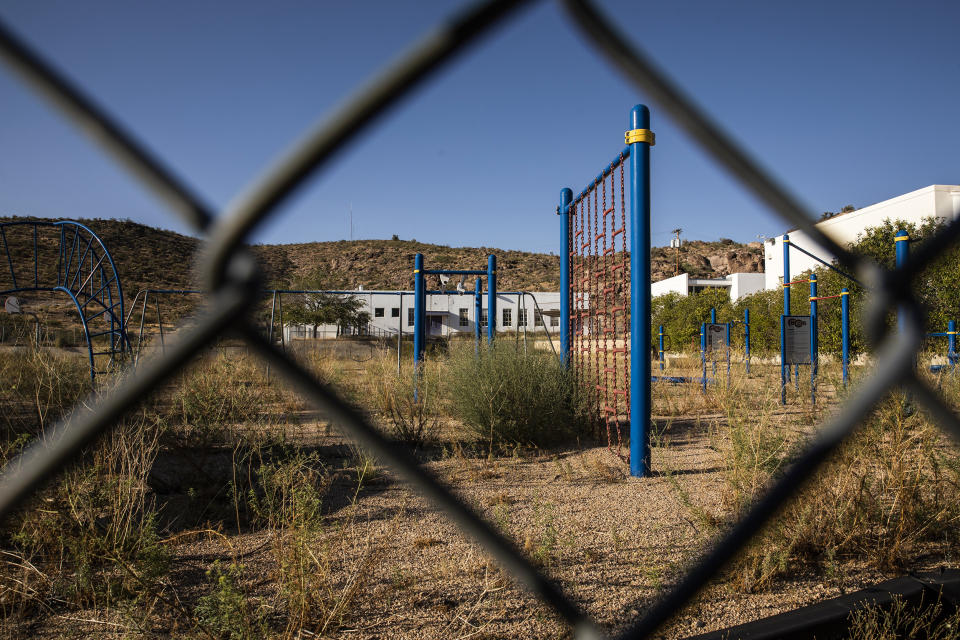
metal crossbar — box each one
[2,1,960,638]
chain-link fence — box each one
[2,1,959,638]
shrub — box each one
[445,342,589,448]
[728,391,960,591]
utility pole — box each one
[671,228,682,275]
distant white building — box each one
[764,184,960,290]
[283,290,561,341]
[651,272,765,302]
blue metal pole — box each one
[841,288,850,386]
[726,321,731,379]
[487,254,496,344]
[810,273,817,404]
[810,274,818,375]
[559,188,572,367]
[895,230,909,336]
[629,103,653,478]
[780,315,787,405]
[701,323,707,392]
[949,319,957,366]
[783,234,791,315]
[658,325,664,371]
[783,234,791,385]
[744,308,751,374]
[710,307,717,377]
[475,277,482,355]
[414,253,424,369]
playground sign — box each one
[782,315,812,365]
[704,323,726,353]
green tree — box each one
[284,270,371,337]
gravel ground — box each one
[12,411,951,639]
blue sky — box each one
[1,1,958,254]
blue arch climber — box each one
[0,220,129,381]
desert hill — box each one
[0,217,763,298]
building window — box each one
[408,308,414,326]
[374,307,384,318]
[502,308,512,327]
[391,307,399,318]
[551,315,559,327]
[535,310,544,326]
[480,309,488,328]
[518,309,528,327]
[459,308,469,327]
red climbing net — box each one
[569,154,631,459]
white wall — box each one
[728,273,766,301]
[651,272,762,302]
[651,273,688,298]
[283,290,562,340]
[764,185,960,289]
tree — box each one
[284,270,370,337]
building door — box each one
[428,315,443,336]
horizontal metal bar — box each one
[787,241,863,286]
[570,146,631,207]
[422,269,486,276]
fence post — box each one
[559,188,572,367]
[744,307,751,374]
[414,253,424,371]
[628,103,653,478]
[474,277,482,354]
[841,288,850,386]
[895,230,909,337]
[487,254,496,344]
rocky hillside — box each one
[0,217,763,295]
[651,239,764,279]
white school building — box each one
[651,272,766,302]
[283,290,561,341]
[763,184,960,289]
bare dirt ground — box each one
[16,419,916,639]
[6,348,955,639]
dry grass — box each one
[1,340,958,638]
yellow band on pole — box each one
[625,129,656,146]
[841,291,849,296]
[896,235,910,242]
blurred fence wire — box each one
[2,1,959,638]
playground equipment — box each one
[0,220,129,381]
[700,307,728,390]
[780,234,854,404]
[412,253,496,370]
[558,104,653,476]
[927,321,957,373]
